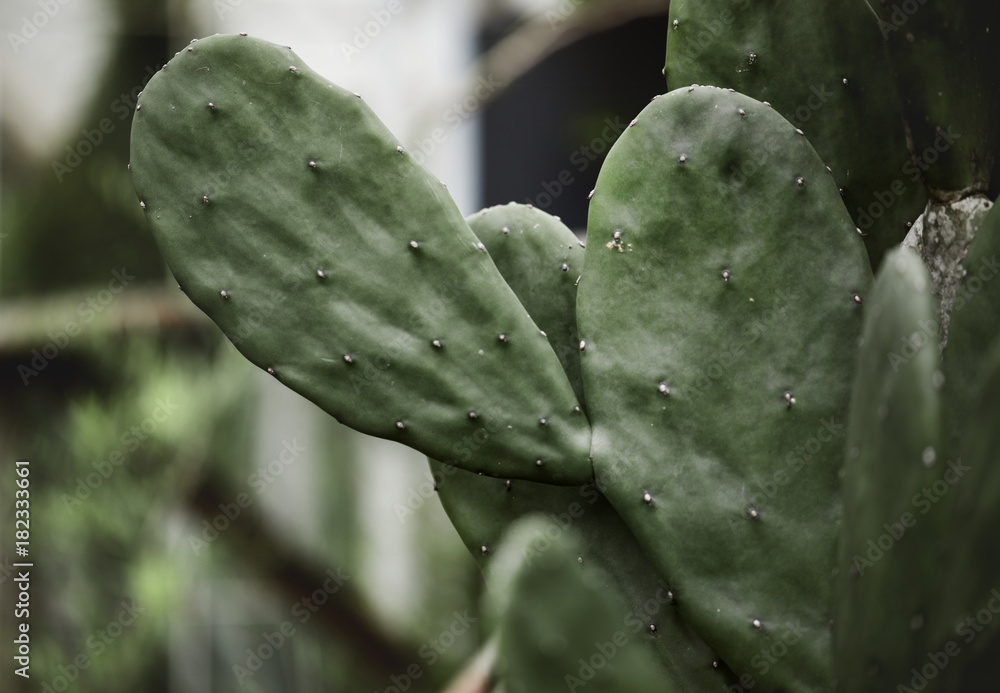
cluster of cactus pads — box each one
[130,2,1000,690]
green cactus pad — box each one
[129,35,591,484]
[432,460,738,691]
[437,202,732,689]
[486,516,666,693]
[876,1,1000,196]
[941,196,1000,449]
[836,246,1000,692]
[834,248,947,691]
[577,86,872,691]
[664,0,926,269]
[466,203,586,403]
[932,341,1000,690]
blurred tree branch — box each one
[187,474,431,686]
[408,0,669,142]
[0,286,209,355]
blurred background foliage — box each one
[0,0,667,690]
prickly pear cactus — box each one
[129,10,1000,691]
[129,35,591,484]
[434,203,736,691]
[485,516,667,693]
[435,463,740,691]
[464,203,586,402]
[576,85,872,692]
[835,248,947,690]
[876,0,1000,197]
[836,223,1000,691]
[932,341,1000,690]
[664,0,926,269]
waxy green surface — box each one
[434,461,738,692]
[837,250,1000,691]
[577,86,872,691]
[129,35,591,484]
[466,203,586,403]
[664,0,926,269]
[933,342,1000,691]
[438,203,734,690]
[877,0,1000,196]
[486,517,666,692]
[835,248,947,691]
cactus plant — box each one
[577,85,871,693]
[664,0,927,269]
[434,202,736,691]
[485,515,677,692]
[130,6,1000,690]
[875,1,1000,197]
[835,248,946,690]
[129,36,591,485]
